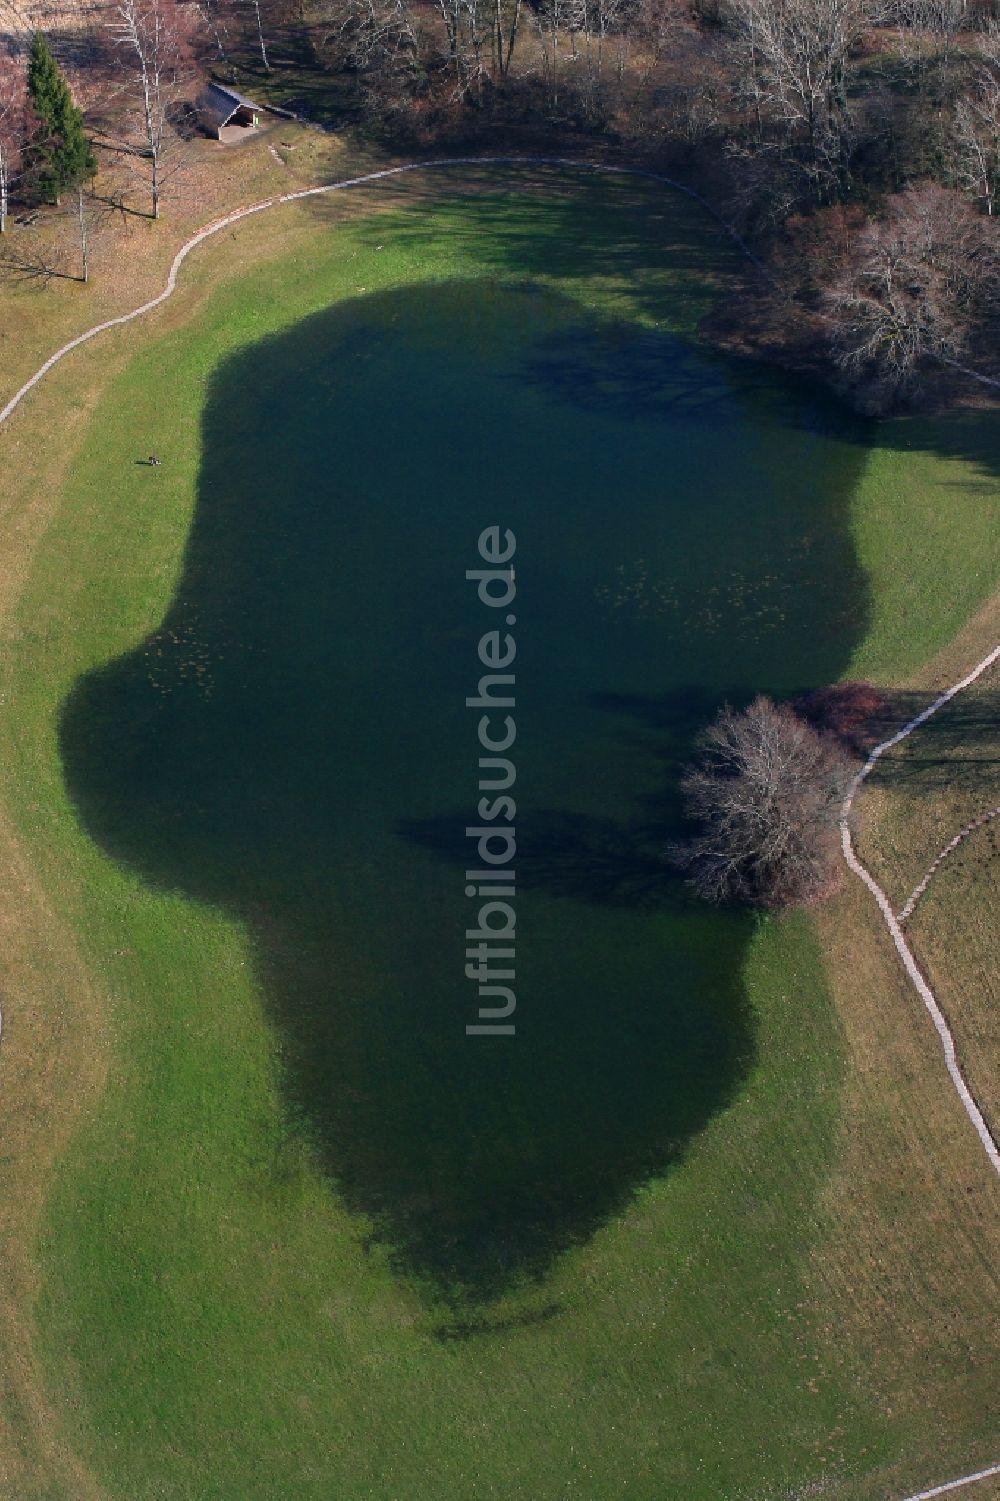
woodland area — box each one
[2,0,1000,404]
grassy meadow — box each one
[0,169,997,1501]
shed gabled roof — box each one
[197,81,264,131]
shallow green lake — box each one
[21,178,1000,1500]
[60,277,871,1300]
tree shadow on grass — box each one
[863,689,1000,792]
[57,280,873,1304]
[305,168,1000,474]
[400,807,686,912]
[301,167,733,330]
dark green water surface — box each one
[60,281,870,1299]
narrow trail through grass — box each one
[899,804,1000,923]
[840,646,1000,1174]
[901,1461,1000,1500]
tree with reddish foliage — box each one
[672,695,856,908]
[822,185,1000,409]
[794,680,890,755]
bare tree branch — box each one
[671,695,855,906]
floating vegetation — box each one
[142,618,221,701]
[594,559,794,640]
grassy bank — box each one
[0,169,997,1500]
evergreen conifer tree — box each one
[27,34,95,203]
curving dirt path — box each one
[840,645,1000,1175]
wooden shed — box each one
[197,83,265,143]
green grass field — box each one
[1,170,998,1501]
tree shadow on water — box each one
[399,807,688,911]
[57,281,872,1306]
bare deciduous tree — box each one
[76,178,91,277]
[723,0,864,202]
[108,0,194,218]
[192,0,235,64]
[442,0,490,96]
[0,183,112,281]
[308,0,424,115]
[534,0,575,111]
[822,185,998,403]
[952,84,1000,216]
[0,47,29,234]
[671,695,855,907]
[631,0,709,115]
[435,0,520,91]
[489,0,523,79]
[889,0,967,91]
[242,0,272,73]
[951,29,1000,215]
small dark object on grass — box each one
[148,454,161,466]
